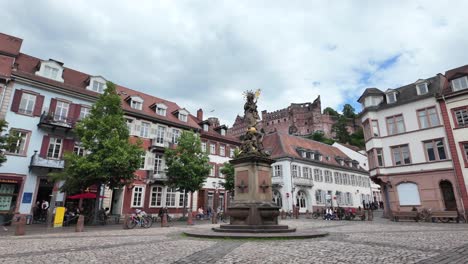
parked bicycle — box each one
[126,209,152,229]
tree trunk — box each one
[46,182,59,228]
[182,189,187,218]
[93,183,102,225]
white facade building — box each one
[264,132,372,213]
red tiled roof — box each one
[442,65,468,95]
[13,53,200,129]
[0,55,14,79]
[0,33,22,56]
[192,115,240,144]
[263,132,365,171]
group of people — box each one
[363,201,384,210]
[323,207,361,220]
[196,206,223,219]
[33,200,50,222]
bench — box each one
[392,211,419,222]
[431,211,459,223]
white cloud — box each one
[2,0,468,125]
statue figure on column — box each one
[239,90,268,158]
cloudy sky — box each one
[2,1,468,125]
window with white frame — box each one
[386,92,397,104]
[7,129,29,155]
[454,107,468,127]
[140,153,146,169]
[179,191,187,207]
[292,165,299,178]
[371,120,380,137]
[334,172,342,185]
[220,145,225,156]
[397,183,421,206]
[418,107,439,129]
[315,189,325,204]
[229,148,235,158]
[357,176,363,187]
[201,142,207,152]
[131,100,143,110]
[154,154,163,174]
[179,113,188,122]
[345,192,353,205]
[273,165,282,177]
[125,119,133,133]
[47,137,62,159]
[18,93,36,115]
[172,129,180,144]
[351,175,356,186]
[210,144,216,155]
[79,106,90,120]
[156,106,167,116]
[44,65,59,79]
[452,76,468,92]
[220,129,226,136]
[343,173,349,185]
[203,124,209,131]
[140,122,150,137]
[314,169,323,182]
[303,167,309,179]
[54,101,69,122]
[324,170,333,183]
[150,186,163,207]
[210,165,215,176]
[132,186,144,207]
[73,142,85,156]
[416,83,428,95]
[92,81,105,93]
[156,126,166,144]
[219,166,225,178]
[165,187,177,207]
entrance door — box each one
[440,181,457,211]
[111,189,123,215]
[296,191,307,213]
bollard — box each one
[367,209,374,221]
[211,212,218,224]
[295,208,299,219]
[306,210,311,219]
[187,212,193,225]
[75,215,85,232]
[281,210,285,219]
[15,215,26,236]
[161,213,168,227]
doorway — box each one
[36,178,53,205]
[111,189,123,215]
[440,180,457,211]
[296,191,307,213]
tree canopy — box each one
[323,107,339,116]
[0,120,19,166]
[342,104,356,118]
[164,131,211,193]
[53,82,143,194]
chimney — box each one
[197,108,203,121]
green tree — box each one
[349,128,365,149]
[53,82,143,223]
[307,131,335,145]
[323,107,339,116]
[0,120,20,166]
[164,130,211,218]
[332,116,350,144]
[342,104,356,118]
[220,162,234,192]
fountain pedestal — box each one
[213,155,295,233]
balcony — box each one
[271,176,284,187]
[38,112,77,131]
[146,170,168,182]
[30,153,64,170]
[293,177,314,188]
[150,137,170,149]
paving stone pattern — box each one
[1,213,467,263]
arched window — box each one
[296,191,307,209]
[397,182,421,206]
[273,190,282,207]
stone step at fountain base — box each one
[213,224,296,233]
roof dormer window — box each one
[129,96,143,110]
[386,92,397,104]
[203,124,209,131]
[86,76,107,94]
[35,60,64,82]
[154,103,167,116]
[416,83,428,95]
[452,76,468,92]
[178,111,188,122]
[220,129,226,136]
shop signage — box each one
[22,192,32,204]
[53,207,66,228]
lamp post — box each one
[291,187,296,218]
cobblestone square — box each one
[1,215,467,263]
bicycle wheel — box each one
[126,217,137,229]
[141,217,151,228]
[439,217,451,223]
[312,213,319,219]
[144,216,153,228]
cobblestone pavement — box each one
[1,214,467,263]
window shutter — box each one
[62,139,75,155]
[150,127,157,138]
[39,135,50,158]
[146,153,155,171]
[68,104,76,121]
[74,104,82,120]
[33,95,44,116]
[49,98,57,115]
[10,89,23,113]
[134,120,141,136]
